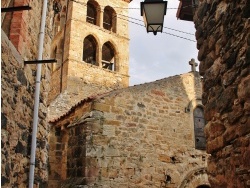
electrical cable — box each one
[117,15,196,42]
[69,0,196,42]
[117,13,194,36]
[115,4,195,10]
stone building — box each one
[48,69,210,188]
[2,0,249,187]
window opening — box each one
[83,35,98,66]
[103,6,116,32]
[87,2,97,25]
[194,107,206,150]
[102,42,115,71]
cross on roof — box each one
[189,58,198,72]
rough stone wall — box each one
[48,102,93,188]
[47,125,68,188]
[50,72,210,187]
[1,1,54,187]
[194,0,250,187]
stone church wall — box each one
[1,1,54,187]
[50,72,210,187]
[193,0,250,187]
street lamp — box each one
[141,0,168,35]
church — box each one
[1,0,210,187]
[47,0,209,187]
[48,68,210,187]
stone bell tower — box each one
[48,0,132,120]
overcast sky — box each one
[128,0,198,86]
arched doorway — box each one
[179,167,210,188]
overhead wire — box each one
[111,4,195,10]
[116,15,196,42]
[70,0,196,42]
[118,13,194,36]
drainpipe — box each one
[28,0,47,187]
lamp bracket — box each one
[1,6,31,12]
[24,59,57,65]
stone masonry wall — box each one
[1,1,54,187]
[48,102,93,188]
[194,0,250,187]
[50,72,210,188]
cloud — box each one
[128,0,199,86]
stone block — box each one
[238,75,250,102]
[207,136,224,154]
[236,121,250,137]
[105,147,119,157]
[206,121,226,140]
[151,89,165,97]
[93,103,110,112]
[103,125,116,137]
[101,168,109,178]
[104,120,120,126]
[198,41,208,61]
[158,154,171,163]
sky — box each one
[128,0,199,86]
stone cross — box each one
[189,58,198,72]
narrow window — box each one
[83,35,98,66]
[87,1,97,25]
[102,42,115,71]
[103,6,116,32]
[193,107,206,150]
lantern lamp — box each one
[141,0,168,35]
